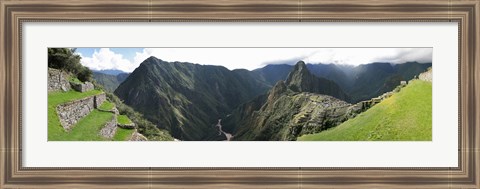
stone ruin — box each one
[48,68,95,93]
[49,68,149,140]
[70,81,94,93]
[56,94,106,131]
[419,67,432,82]
[48,68,71,92]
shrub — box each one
[48,48,92,82]
[77,66,93,82]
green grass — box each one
[98,101,115,111]
[113,127,135,141]
[61,109,114,141]
[48,90,105,141]
[69,76,83,84]
[117,115,133,125]
[49,90,103,106]
[298,80,432,141]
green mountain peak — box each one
[285,60,350,102]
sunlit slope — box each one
[298,80,432,141]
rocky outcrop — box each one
[56,93,106,131]
[71,81,94,93]
[48,68,71,92]
[419,67,432,82]
[99,115,117,139]
[267,80,287,102]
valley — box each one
[48,48,432,141]
[111,56,432,141]
[216,119,233,141]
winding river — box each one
[216,119,233,141]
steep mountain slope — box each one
[93,72,129,92]
[253,62,431,102]
[285,61,350,102]
[114,56,270,140]
[298,79,432,141]
[306,63,354,90]
[223,61,355,141]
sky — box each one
[75,48,433,73]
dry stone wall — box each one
[56,93,106,131]
[56,96,95,130]
[48,68,71,92]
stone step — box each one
[99,113,117,139]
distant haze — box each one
[76,48,433,72]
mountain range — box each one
[93,72,129,92]
[113,56,431,140]
[95,69,127,76]
[252,62,431,102]
[114,57,271,140]
[222,62,356,140]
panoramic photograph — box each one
[48,48,432,141]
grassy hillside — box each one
[298,80,432,141]
[48,90,105,141]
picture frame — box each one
[1,0,479,188]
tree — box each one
[48,48,92,82]
[77,66,93,82]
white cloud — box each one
[79,48,135,72]
[303,48,432,65]
[79,48,433,72]
[134,48,432,71]
[370,48,433,64]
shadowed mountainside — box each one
[114,56,271,140]
[93,72,129,92]
[253,62,431,102]
[115,56,431,141]
[222,61,355,140]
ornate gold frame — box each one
[1,0,479,188]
